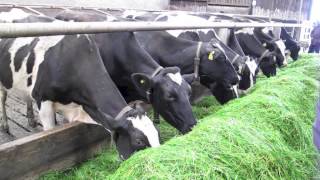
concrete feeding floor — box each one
[0,90,64,144]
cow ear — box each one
[182,74,195,85]
[131,73,153,93]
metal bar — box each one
[19,6,44,15]
[298,0,304,23]
[0,21,311,38]
[90,8,112,16]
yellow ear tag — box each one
[140,79,145,84]
[208,51,215,61]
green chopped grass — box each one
[41,54,320,180]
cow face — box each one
[238,57,257,90]
[200,43,239,89]
[290,45,300,60]
[259,53,277,77]
[274,40,287,67]
[209,82,238,104]
[263,42,286,67]
[83,106,159,160]
[132,67,197,134]
[113,108,160,160]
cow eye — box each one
[135,139,146,147]
[166,94,176,101]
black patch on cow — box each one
[14,38,39,72]
[25,38,39,74]
[0,39,15,89]
[27,49,36,74]
[27,76,32,87]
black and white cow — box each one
[134,31,239,104]
[159,14,257,91]
[279,27,301,60]
[197,14,277,77]
[229,16,287,67]
[55,10,197,134]
[253,27,287,67]
[122,12,241,104]
[0,9,160,160]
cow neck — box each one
[238,33,268,59]
[228,29,246,57]
[254,28,274,43]
[146,31,198,74]
[96,32,160,86]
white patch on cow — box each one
[262,27,272,34]
[9,37,34,90]
[232,85,239,98]
[249,72,254,88]
[167,72,182,85]
[129,115,160,147]
[122,10,147,19]
[0,8,30,22]
[39,101,56,130]
[106,15,117,22]
[235,28,254,35]
[275,40,286,56]
[157,14,211,37]
[245,60,258,75]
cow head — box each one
[209,82,238,104]
[259,51,277,77]
[262,41,286,67]
[84,105,160,160]
[289,45,300,60]
[200,42,239,90]
[112,106,160,160]
[238,56,257,90]
[131,67,197,134]
[280,27,300,60]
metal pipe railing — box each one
[0,21,311,38]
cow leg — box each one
[39,101,55,131]
[0,89,9,133]
[26,99,37,128]
[153,110,160,124]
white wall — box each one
[0,0,169,10]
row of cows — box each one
[0,8,301,160]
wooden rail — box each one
[0,122,110,180]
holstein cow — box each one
[0,9,160,160]
[279,27,301,60]
[199,14,278,77]
[230,16,287,67]
[156,13,257,92]
[134,31,240,104]
[253,27,287,67]
[123,12,240,104]
[55,10,197,134]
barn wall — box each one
[0,0,170,10]
[169,0,251,14]
[253,0,312,21]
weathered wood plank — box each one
[0,122,111,180]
